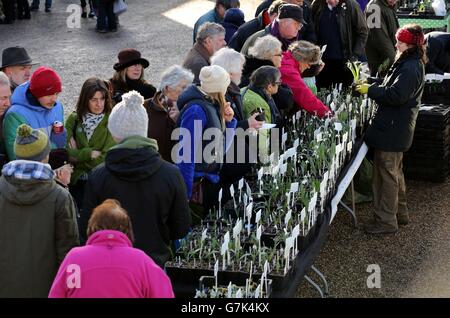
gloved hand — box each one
[356,84,369,95]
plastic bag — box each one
[113,0,128,16]
[431,0,446,16]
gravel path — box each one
[1,0,448,298]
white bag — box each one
[431,0,446,16]
[114,0,128,16]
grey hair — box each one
[289,40,321,64]
[211,47,245,74]
[196,22,225,43]
[158,65,194,91]
[0,71,10,87]
[248,35,282,60]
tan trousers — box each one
[372,150,408,229]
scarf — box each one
[82,112,105,141]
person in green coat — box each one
[242,66,281,163]
[65,77,115,210]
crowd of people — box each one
[0,0,449,298]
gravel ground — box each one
[1,0,448,298]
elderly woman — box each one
[242,35,283,87]
[242,66,282,162]
[144,65,194,163]
[211,47,263,186]
[49,199,174,298]
[280,41,331,118]
[176,65,237,220]
[110,49,156,105]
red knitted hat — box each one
[396,28,424,46]
[29,66,62,98]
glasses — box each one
[273,81,282,86]
[273,53,282,57]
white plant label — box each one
[255,210,262,224]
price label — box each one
[334,122,343,132]
[290,182,299,194]
[255,210,262,224]
[256,225,262,240]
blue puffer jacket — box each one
[3,82,66,160]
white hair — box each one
[211,47,245,74]
[0,71,10,87]
[158,65,194,91]
[248,35,282,60]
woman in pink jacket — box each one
[280,41,331,118]
[48,199,174,298]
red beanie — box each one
[396,28,424,46]
[29,66,62,98]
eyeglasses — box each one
[273,53,282,57]
[273,81,282,86]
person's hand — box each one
[91,150,102,159]
[356,84,369,95]
[54,164,73,186]
[69,137,77,149]
[248,112,264,130]
[168,106,180,122]
[317,60,325,73]
[224,102,235,123]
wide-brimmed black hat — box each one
[1,47,38,70]
[278,4,306,25]
[113,49,150,72]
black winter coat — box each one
[82,136,191,268]
[365,51,425,152]
[312,0,368,59]
[425,31,450,75]
[229,12,267,52]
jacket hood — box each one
[177,85,207,111]
[0,175,56,205]
[223,8,245,27]
[10,82,62,114]
[106,135,163,182]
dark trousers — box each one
[17,0,30,18]
[97,0,116,30]
[69,179,87,217]
[1,0,15,22]
[316,59,354,91]
[80,0,95,10]
[31,0,52,9]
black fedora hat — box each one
[113,49,150,72]
[1,47,38,70]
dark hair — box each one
[400,24,428,65]
[216,0,240,10]
[87,199,135,243]
[250,66,281,89]
[75,77,112,121]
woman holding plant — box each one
[279,41,331,118]
[356,24,426,234]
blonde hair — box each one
[207,92,226,129]
[248,35,282,60]
[289,40,321,65]
[112,67,146,84]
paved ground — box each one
[1,0,449,298]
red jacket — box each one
[280,51,331,118]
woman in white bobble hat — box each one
[81,90,191,267]
[176,65,237,222]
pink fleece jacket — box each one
[48,230,174,298]
[280,51,331,118]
